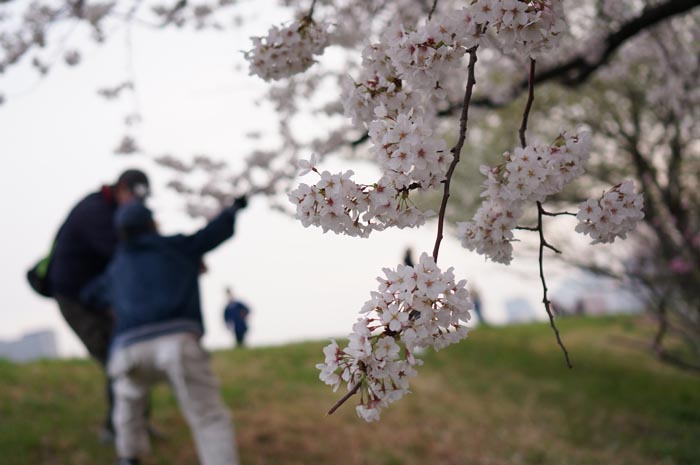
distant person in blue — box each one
[223,288,250,348]
[82,195,248,465]
[470,286,487,326]
[46,168,150,440]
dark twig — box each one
[327,381,361,416]
[308,0,318,19]
[543,242,562,254]
[428,0,439,20]
[432,46,479,263]
[518,58,536,148]
[515,226,539,231]
[541,210,577,217]
[537,202,573,368]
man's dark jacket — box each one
[81,208,237,352]
[48,187,119,298]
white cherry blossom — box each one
[316,253,472,422]
[575,180,645,244]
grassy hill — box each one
[1,316,699,465]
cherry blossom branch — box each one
[348,1,700,150]
[325,48,478,419]
[432,46,479,263]
[519,57,572,369]
[327,380,361,416]
[439,0,700,114]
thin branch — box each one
[518,58,572,368]
[327,381,361,416]
[308,0,319,19]
[541,210,576,217]
[518,58,536,148]
[428,0,439,20]
[537,202,573,368]
[432,46,479,263]
[515,226,539,231]
[543,242,562,254]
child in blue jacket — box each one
[83,196,247,465]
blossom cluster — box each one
[381,12,478,94]
[342,0,566,126]
[575,180,644,244]
[288,168,430,237]
[245,16,329,81]
[474,0,567,57]
[342,43,421,128]
[291,84,452,236]
[317,253,472,422]
[368,108,451,189]
[457,129,592,264]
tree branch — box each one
[428,0,439,20]
[518,58,536,148]
[352,0,700,149]
[307,0,319,19]
[518,58,572,368]
[327,381,361,416]
[440,0,700,114]
[537,202,573,368]
[432,46,478,263]
[541,210,576,217]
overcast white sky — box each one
[0,2,625,358]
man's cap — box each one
[115,201,153,232]
[117,169,150,198]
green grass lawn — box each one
[1,315,699,465]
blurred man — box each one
[223,288,250,347]
[46,169,149,440]
[82,196,248,465]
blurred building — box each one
[505,298,537,323]
[0,329,58,362]
[551,272,644,316]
